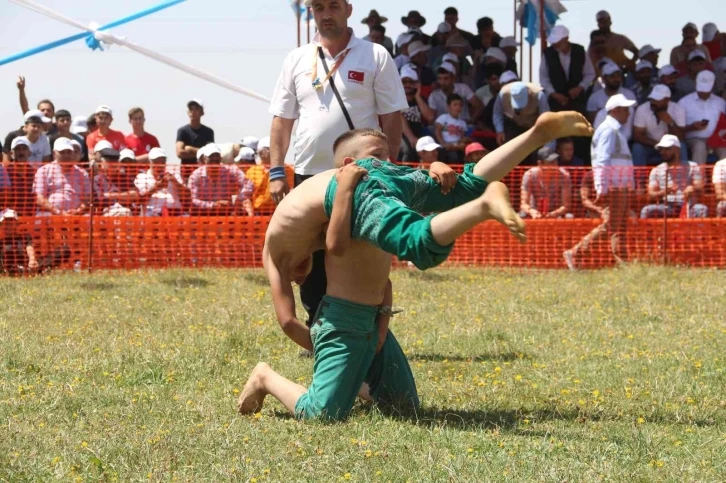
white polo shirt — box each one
[269,30,407,175]
[678,92,726,140]
[593,106,634,141]
[633,101,686,142]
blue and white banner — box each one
[517,0,567,46]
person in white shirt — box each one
[565,94,635,269]
[21,110,52,169]
[134,148,188,216]
[434,93,469,163]
[713,158,726,217]
[640,135,707,218]
[427,62,483,123]
[632,85,687,167]
[678,70,726,164]
[586,62,636,122]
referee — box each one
[267,0,406,333]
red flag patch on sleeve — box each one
[348,70,365,83]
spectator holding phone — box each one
[679,71,726,164]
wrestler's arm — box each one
[326,165,368,257]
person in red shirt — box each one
[85,105,126,154]
[124,107,160,164]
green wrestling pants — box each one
[324,159,489,271]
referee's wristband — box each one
[269,166,287,181]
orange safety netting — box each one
[1,162,724,272]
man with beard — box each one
[586,63,636,123]
[632,85,687,168]
[399,65,435,162]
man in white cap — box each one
[679,70,726,164]
[676,51,725,99]
[187,143,253,216]
[234,147,256,164]
[633,45,662,84]
[629,61,656,104]
[406,40,436,87]
[415,136,441,164]
[393,32,415,70]
[176,99,215,176]
[540,25,595,115]
[85,105,126,155]
[474,47,507,87]
[658,65,681,101]
[595,10,638,71]
[33,138,91,216]
[93,147,140,213]
[702,23,725,60]
[445,33,474,83]
[135,148,188,217]
[632,85,687,168]
[0,208,70,276]
[256,136,271,165]
[400,65,435,162]
[6,137,37,215]
[493,81,549,153]
[670,23,712,67]
[241,136,259,153]
[586,63,636,122]
[499,36,520,74]
[428,22,452,70]
[640,134,707,219]
[16,110,52,168]
[428,62,483,122]
[713,157,726,217]
[70,116,88,137]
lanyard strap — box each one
[311,45,350,90]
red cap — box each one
[465,142,487,157]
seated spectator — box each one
[135,148,188,217]
[434,94,469,163]
[475,47,507,90]
[406,40,436,88]
[49,110,88,162]
[670,23,712,67]
[361,10,393,55]
[85,105,126,156]
[428,63,483,123]
[119,149,145,179]
[630,61,655,104]
[586,63,636,122]
[394,33,415,70]
[477,70,517,131]
[5,137,37,215]
[499,37,519,74]
[464,142,488,163]
[33,138,91,216]
[445,34,474,85]
[0,209,70,276]
[415,136,441,164]
[70,116,88,138]
[125,107,160,164]
[0,159,9,209]
[675,51,724,100]
[632,85,687,167]
[640,135,707,218]
[519,147,572,219]
[679,71,726,164]
[658,65,681,101]
[713,158,726,217]
[635,45,662,80]
[428,23,452,69]
[244,156,294,215]
[702,23,725,62]
[69,139,84,166]
[241,136,259,153]
[187,144,253,216]
[400,65,435,163]
[475,65,503,106]
[443,7,475,46]
[234,147,256,165]
[493,81,549,151]
[93,148,140,215]
[176,99,215,169]
[540,25,595,115]
[556,137,585,167]
[595,10,638,72]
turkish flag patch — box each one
[348,70,365,83]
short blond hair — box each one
[128,107,145,119]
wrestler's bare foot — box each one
[358,383,373,403]
[237,362,269,414]
[480,182,526,244]
[534,111,594,142]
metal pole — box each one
[513,0,517,38]
[539,0,547,55]
[88,161,95,273]
[519,23,524,79]
[296,0,301,48]
[306,6,311,44]
[529,44,533,82]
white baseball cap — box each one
[11,136,31,150]
[683,22,698,32]
[499,71,519,85]
[659,65,678,77]
[655,134,681,149]
[119,148,136,161]
[635,60,654,72]
[396,33,415,48]
[437,22,452,34]
[95,105,113,116]
[53,137,74,152]
[196,145,207,160]
[234,147,256,162]
[601,62,621,77]
[696,70,715,93]
[408,40,431,59]
[703,23,719,42]
[24,109,51,123]
[442,53,458,64]
[70,116,88,134]
[484,47,507,64]
[437,62,457,75]
[688,50,707,62]
[596,10,610,21]
[500,36,520,49]
[204,143,222,156]
[606,94,636,111]
[0,209,19,222]
[94,140,113,153]
[638,44,661,58]
[241,136,259,150]
[416,136,441,152]
[547,25,569,45]
[149,147,167,160]
[400,64,419,81]
[648,85,672,101]
[187,98,204,110]
[69,139,82,150]
[257,136,271,151]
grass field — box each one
[1,266,725,482]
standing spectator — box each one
[361,10,393,55]
[679,71,726,164]
[640,135,707,219]
[675,51,725,99]
[85,105,126,154]
[493,81,550,150]
[428,23,452,69]
[125,107,160,164]
[444,34,475,85]
[702,23,725,62]
[499,37,520,74]
[585,94,636,266]
[632,85,687,167]
[5,137,37,215]
[540,25,595,115]
[176,99,215,172]
[416,136,441,164]
[268,0,407,332]
[0,209,70,276]
[94,148,140,214]
[670,23,711,67]
[429,63,483,123]
[475,67,503,106]
[471,17,502,54]
[406,40,436,87]
[400,65,435,162]
[434,94,469,163]
[588,30,609,76]
[16,110,52,169]
[16,76,58,136]
[586,63,636,122]
[519,146,572,219]
[0,159,9,209]
[443,7,475,46]
[48,110,88,163]
[596,10,638,71]
[630,45,662,88]
[135,148,188,216]
[70,116,88,138]
[630,61,656,105]
[188,144,253,216]
[713,157,726,217]
[397,11,430,53]
[33,138,91,215]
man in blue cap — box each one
[493,81,550,164]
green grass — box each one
[1,266,725,482]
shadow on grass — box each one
[401,270,462,282]
[80,281,118,291]
[407,352,530,363]
[160,276,212,289]
[238,272,269,287]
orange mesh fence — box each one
[1,161,724,273]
